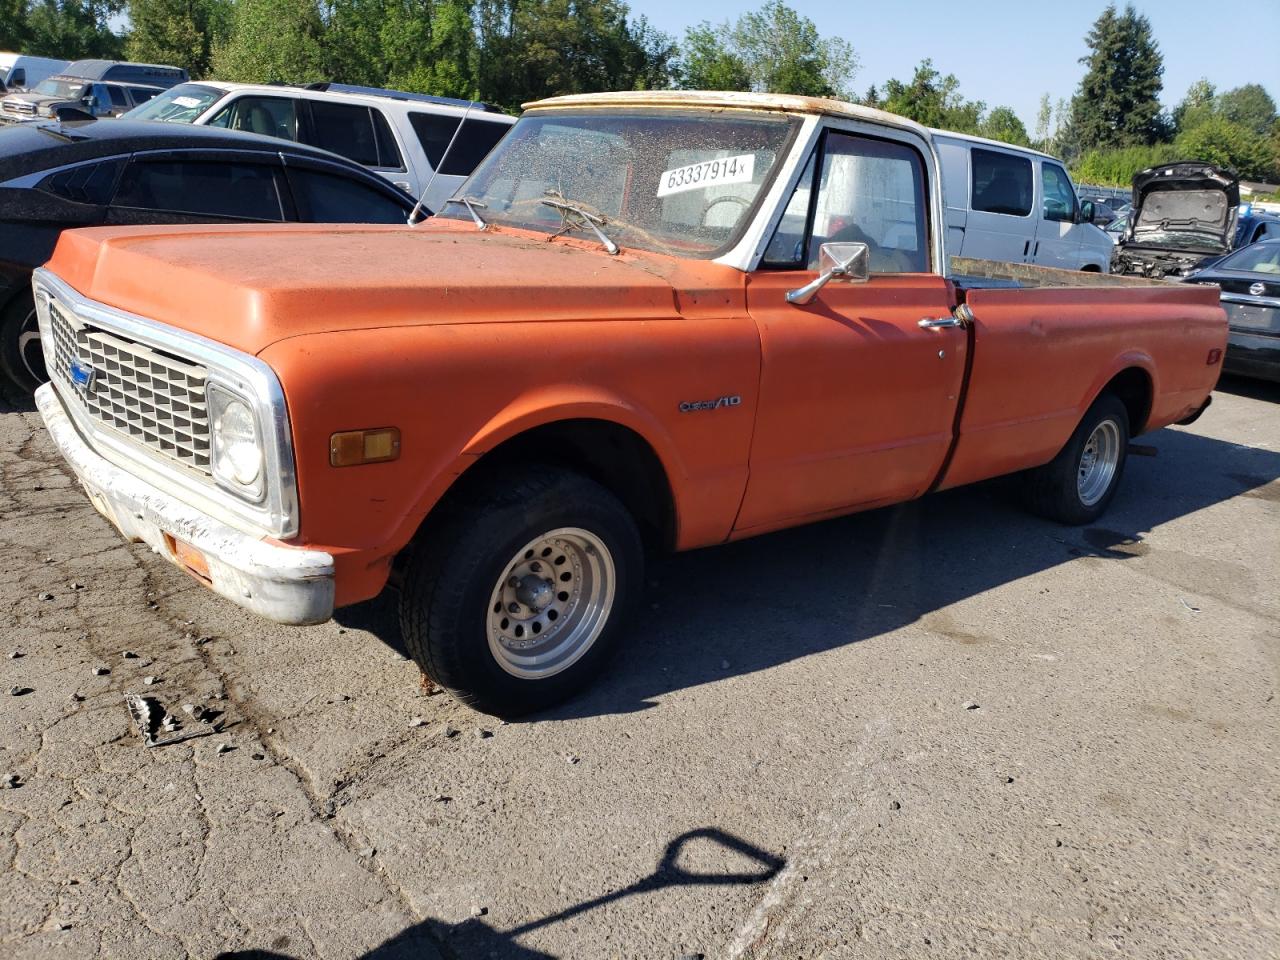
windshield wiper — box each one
[443,195,488,231]
[540,195,619,255]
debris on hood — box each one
[1111,162,1240,278]
[126,693,219,748]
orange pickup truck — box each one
[32,92,1226,714]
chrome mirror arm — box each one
[786,242,869,306]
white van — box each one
[123,81,516,213]
[931,130,1112,272]
[0,53,70,93]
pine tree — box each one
[1067,4,1166,152]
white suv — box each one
[123,81,515,213]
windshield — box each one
[441,110,799,258]
[1218,242,1280,274]
[33,77,87,100]
[122,83,223,122]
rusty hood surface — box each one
[43,219,740,356]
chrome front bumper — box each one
[36,383,335,624]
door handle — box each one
[918,316,964,329]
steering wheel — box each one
[701,194,751,219]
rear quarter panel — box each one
[260,313,761,606]
[938,283,1225,490]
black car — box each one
[1233,208,1280,248]
[0,118,417,391]
[1183,238,1280,382]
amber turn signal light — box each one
[330,428,401,467]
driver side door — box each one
[737,127,967,533]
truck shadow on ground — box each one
[335,424,1280,720]
[1214,373,1280,404]
[213,827,783,960]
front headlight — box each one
[209,385,265,501]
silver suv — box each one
[123,81,516,212]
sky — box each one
[637,0,1280,133]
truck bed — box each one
[950,257,1169,295]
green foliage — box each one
[1175,114,1274,181]
[1067,3,1166,153]
[1172,77,1215,133]
[1070,143,1180,187]
[675,1,857,99]
[679,22,750,91]
[1167,79,1278,180]
[1217,83,1277,138]
[474,0,675,111]
[980,106,1030,147]
[1,0,33,51]
[14,0,125,59]
[881,59,983,132]
[212,0,326,84]
[125,0,231,78]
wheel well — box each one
[1102,367,1152,436]
[440,419,677,552]
[1080,264,1102,273]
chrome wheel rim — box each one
[1078,419,1121,507]
[486,527,615,679]
[18,305,47,383]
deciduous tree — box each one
[212,0,326,84]
[126,0,231,77]
[675,1,856,99]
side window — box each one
[106,85,129,109]
[37,158,126,205]
[438,119,510,176]
[127,87,158,107]
[971,148,1032,217]
[370,109,404,169]
[305,101,379,167]
[112,159,284,221]
[762,151,817,266]
[407,112,460,169]
[91,84,112,111]
[287,168,409,224]
[1041,163,1077,222]
[9,69,24,88]
[766,130,928,274]
[208,96,299,141]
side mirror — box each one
[786,242,869,305]
[1078,200,1096,224]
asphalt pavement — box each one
[1,377,1277,959]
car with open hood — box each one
[1111,162,1240,278]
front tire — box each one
[398,466,643,716]
[0,291,46,394]
[1024,393,1130,525]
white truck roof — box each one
[524,90,933,139]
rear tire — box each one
[0,291,45,394]
[1024,393,1129,525]
[398,465,643,717]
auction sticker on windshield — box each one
[657,154,756,198]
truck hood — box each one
[44,221,741,356]
[1125,162,1240,255]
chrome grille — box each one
[48,300,212,473]
[2,101,35,116]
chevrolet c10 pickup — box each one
[31,91,1227,715]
